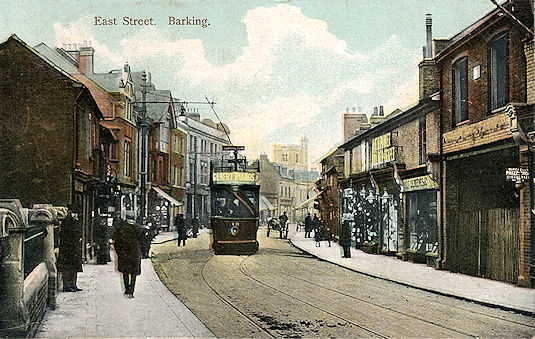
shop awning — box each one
[152,186,181,206]
[259,195,276,211]
[295,192,322,209]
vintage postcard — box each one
[0,0,534,338]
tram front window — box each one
[212,187,258,218]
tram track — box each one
[237,256,391,338]
[247,254,535,330]
[239,255,490,338]
[259,248,535,328]
[200,255,277,339]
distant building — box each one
[182,109,229,227]
[271,136,308,171]
[341,107,368,142]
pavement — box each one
[288,226,535,315]
[35,242,214,338]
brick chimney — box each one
[342,110,368,142]
[418,14,439,100]
[78,47,94,75]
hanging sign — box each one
[505,168,529,182]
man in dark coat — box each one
[312,214,321,246]
[279,212,288,239]
[191,216,199,238]
[304,213,312,238]
[113,219,141,298]
[175,214,187,246]
[58,209,82,292]
[340,221,352,258]
[94,214,109,264]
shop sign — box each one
[212,171,258,184]
[402,175,438,192]
[371,132,395,167]
[505,167,529,182]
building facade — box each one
[271,136,309,171]
[183,109,229,227]
[0,35,110,261]
[434,0,534,286]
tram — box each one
[210,145,260,255]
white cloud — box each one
[53,4,420,161]
[53,16,123,66]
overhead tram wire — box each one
[205,95,232,145]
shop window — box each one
[488,32,508,112]
[406,191,437,253]
[452,57,468,125]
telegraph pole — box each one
[140,71,148,220]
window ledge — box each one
[490,106,507,115]
[455,120,470,127]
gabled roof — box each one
[340,97,438,151]
[435,0,533,61]
[1,34,80,84]
[33,42,114,118]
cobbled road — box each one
[151,228,535,338]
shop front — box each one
[370,167,402,255]
[402,175,438,264]
[339,175,379,253]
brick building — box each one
[0,35,111,260]
[434,0,534,286]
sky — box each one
[1,0,498,167]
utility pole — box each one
[140,71,148,221]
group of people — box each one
[266,211,289,239]
[303,213,332,247]
[174,214,199,247]
[57,210,159,299]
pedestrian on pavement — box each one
[312,214,321,246]
[340,221,352,258]
[267,217,275,237]
[304,213,312,238]
[113,218,141,298]
[175,214,187,247]
[279,211,288,239]
[58,208,83,292]
[137,216,153,259]
[94,213,109,264]
[192,216,199,238]
[322,221,332,247]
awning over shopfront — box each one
[259,195,276,211]
[152,186,181,206]
[295,191,322,209]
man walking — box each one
[340,221,352,258]
[304,213,312,238]
[175,214,187,247]
[279,211,288,239]
[192,216,199,238]
[113,218,141,298]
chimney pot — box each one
[379,106,384,116]
[373,107,378,116]
[425,14,433,58]
[352,107,355,112]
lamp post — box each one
[138,71,149,222]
